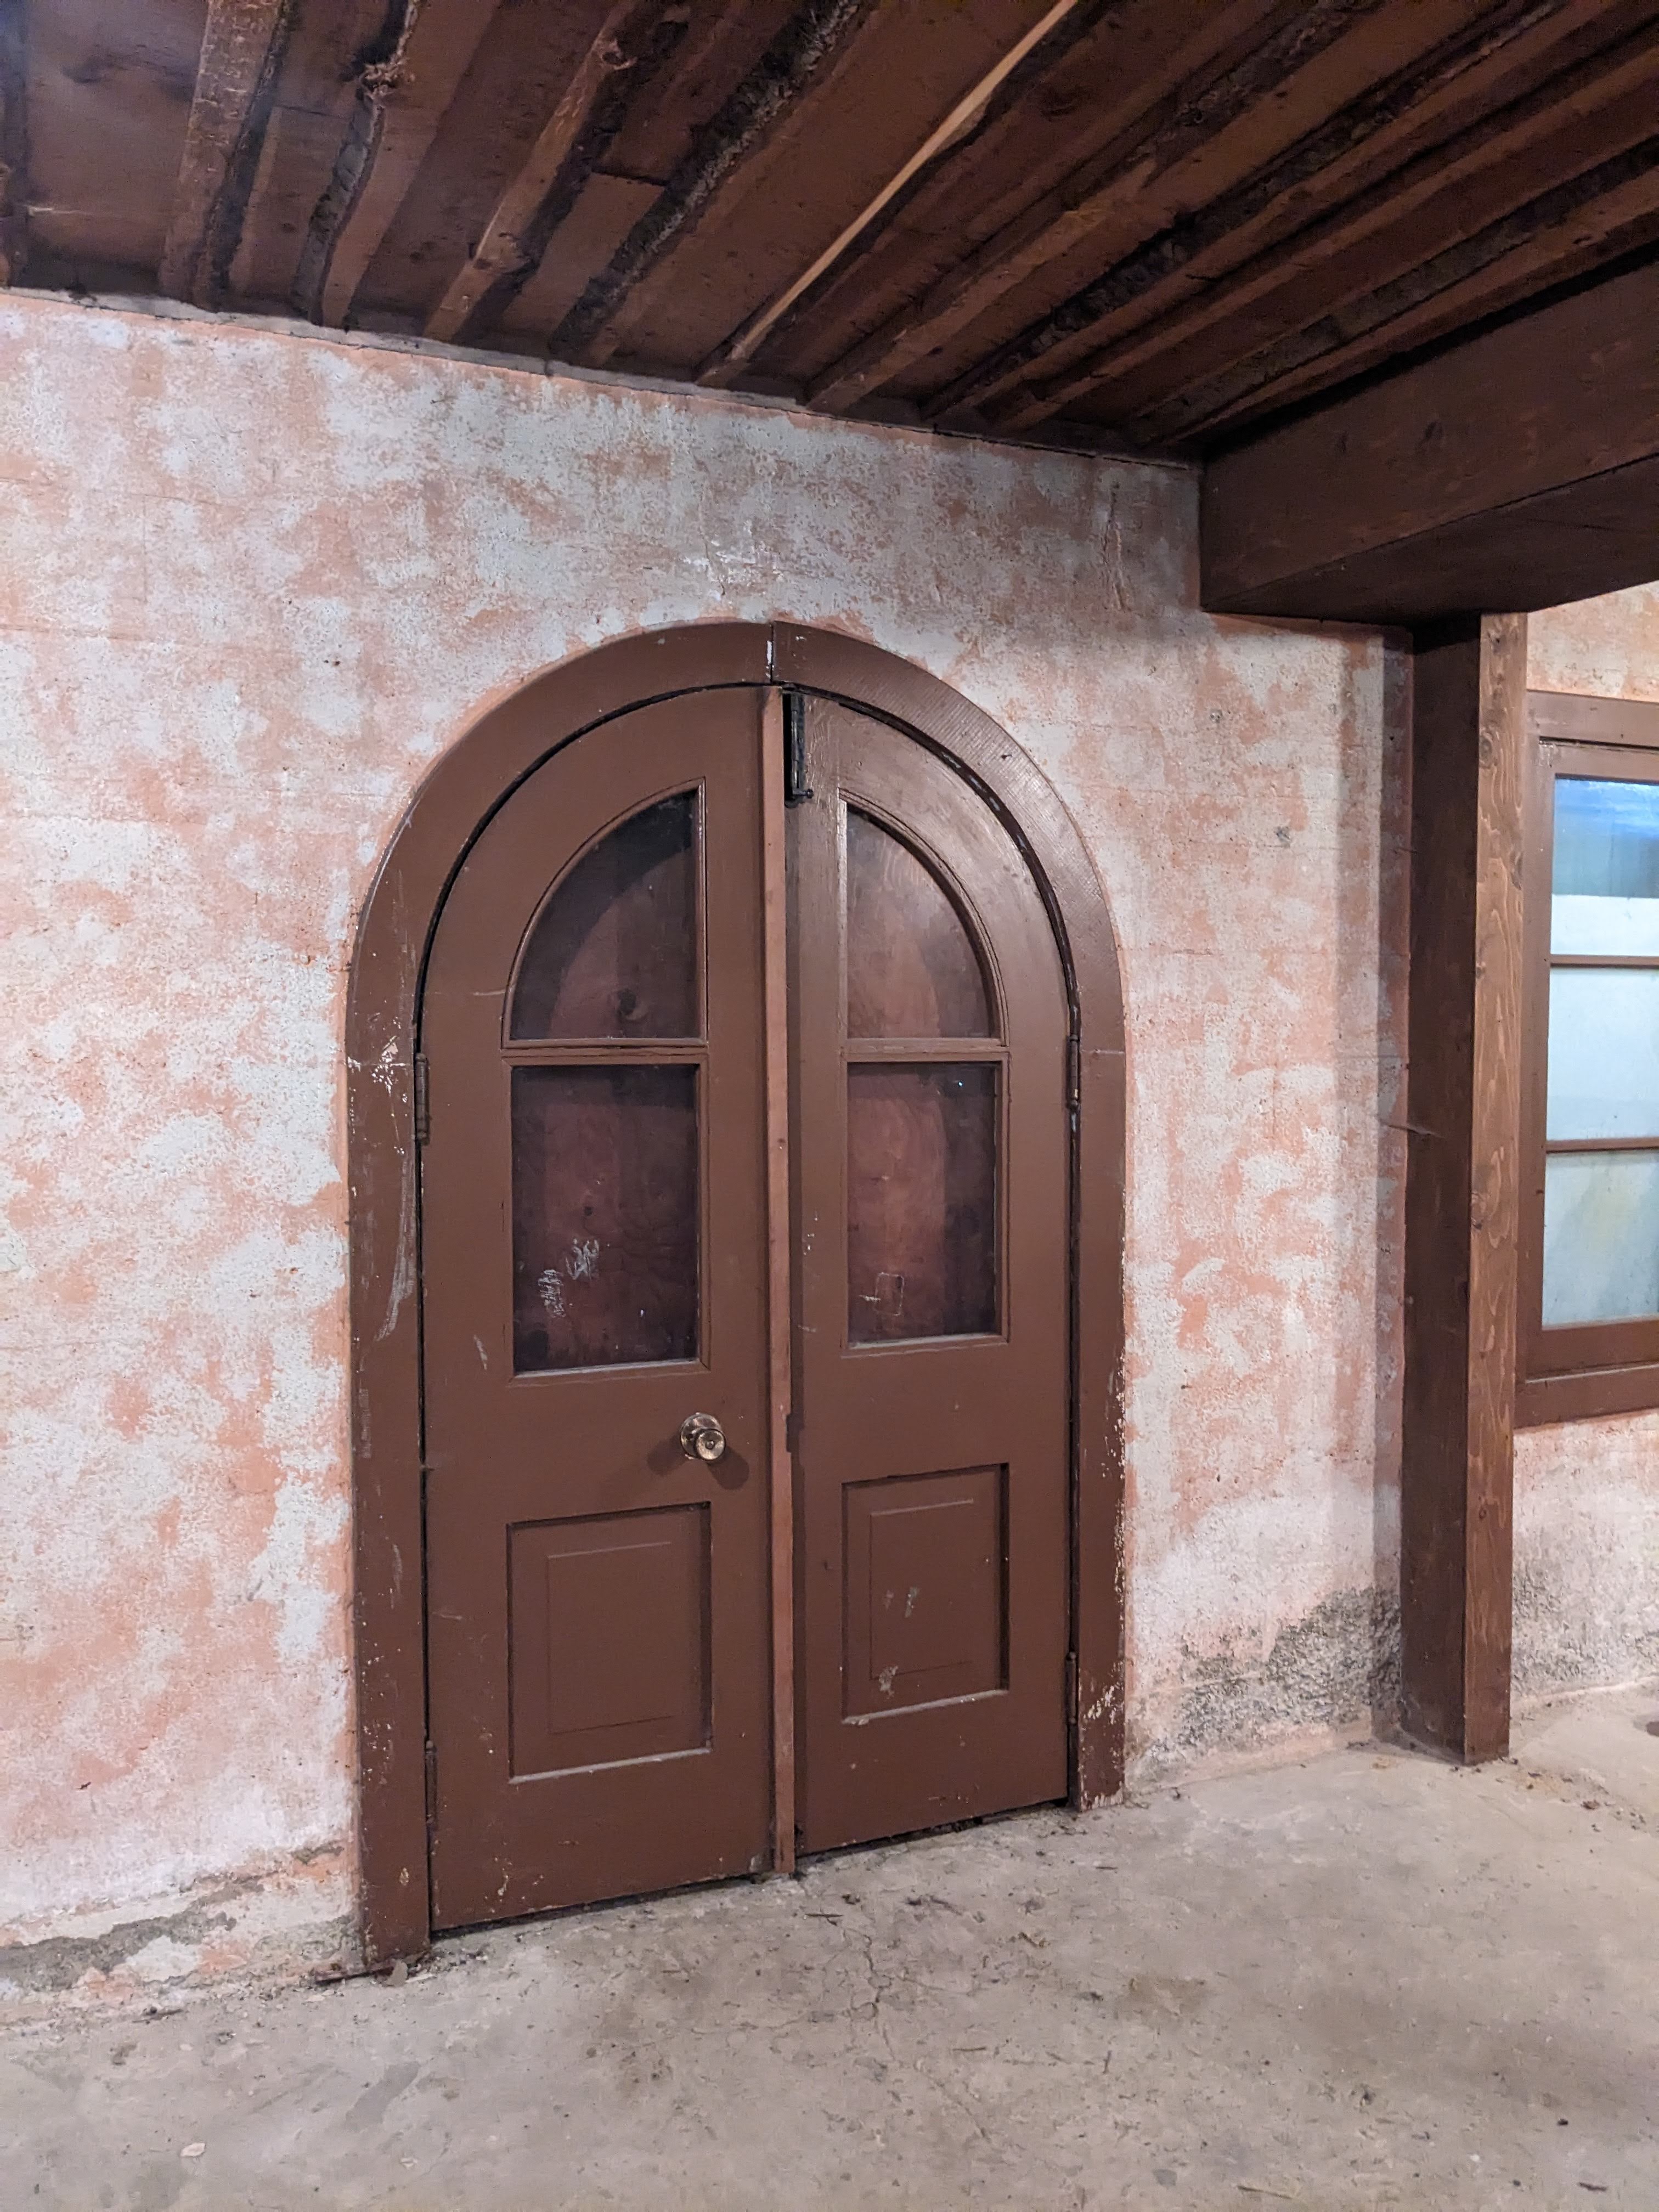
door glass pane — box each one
[848,1063,997,1342]
[1543,1149,1659,1326]
[512,1066,698,1371]
[1551,777,1659,955]
[1546,969,1659,1139]
[512,795,698,1038]
[845,808,992,1038]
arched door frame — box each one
[347,622,1126,1963]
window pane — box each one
[1546,969,1659,1139]
[1551,777,1659,955]
[1542,1149,1659,1326]
[845,808,992,1038]
[848,1063,997,1343]
[512,1066,698,1371]
[512,795,697,1038]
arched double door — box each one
[419,686,1070,1928]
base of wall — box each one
[1127,1585,1401,1787]
[0,1852,356,2022]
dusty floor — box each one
[4,1688,1657,2211]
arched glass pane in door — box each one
[843,809,1000,1344]
[845,808,991,1037]
[511,794,698,1039]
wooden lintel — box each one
[294,0,503,328]
[425,0,680,347]
[159,0,296,307]
[1400,614,1526,1765]
[1200,257,1659,624]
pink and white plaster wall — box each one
[1,287,1404,1985]
[1519,588,1659,1704]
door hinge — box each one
[783,690,814,805]
[424,1739,438,1830]
[413,1053,431,1145]
[1066,1034,1081,1111]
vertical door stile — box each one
[761,690,797,1872]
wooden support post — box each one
[1401,613,1527,1763]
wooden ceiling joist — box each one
[694,0,1091,391]
[994,0,1659,433]
[1153,131,1659,446]
[552,0,882,369]
[1200,255,1659,622]
[291,0,503,328]
[928,0,1607,428]
[159,0,297,308]
[424,0,684,347]
[806,0,1393,417]
[0,0,24,287]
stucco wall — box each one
[1517,589,1659,1703]
[0,292,1408,1963]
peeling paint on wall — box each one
[0,289,1417,1957]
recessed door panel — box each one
[507,1506,711,1776]
[843,1467,1007,1718]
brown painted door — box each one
[788,698,1071,1853]
[421,691,772,1929]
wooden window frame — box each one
[1518,690,1659,1428]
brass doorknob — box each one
[679,1412,726,1463]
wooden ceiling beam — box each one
[424,0,685,347]
[158,0,297,307]
[994,1,1659,433]
[695,0,1091,391]
[1143,130,1659,447]
[1199,255,1659,624]
[292,0,503,328]
[552,0,884,369]
[0,0,24,286]
[936,0,1615,427]
[805,0,1389,416]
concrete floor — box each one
[5,1687,1657,2211]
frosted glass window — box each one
[1546,970,1659,1139]
[1551,778,1659,955]
[1543,1151,1659,1326]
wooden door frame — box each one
[347,622,1127,1963]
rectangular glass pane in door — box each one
[847,1063,997,1342]
[512,1065,699,1370]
